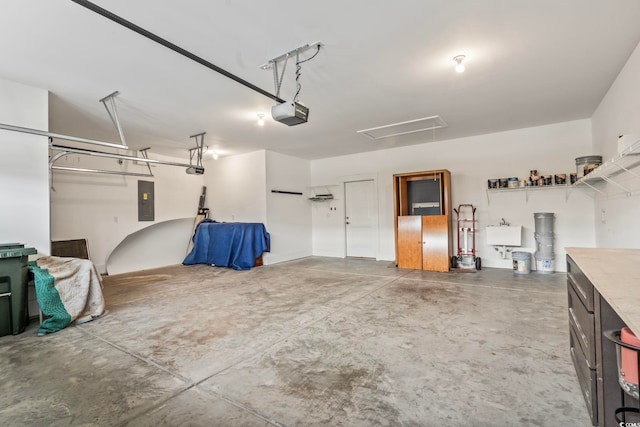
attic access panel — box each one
[357,115,448,140]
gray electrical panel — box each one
[138,180,155,221]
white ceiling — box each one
[2,0,640,161]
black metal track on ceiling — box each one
[70,0,285,104]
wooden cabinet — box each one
[397,216,422,269]
[422,215,450,271]
[567,254,627,426]
[394,170,452,272]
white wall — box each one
[591,40,640,248]
[310,120,596,272]
[203,150,267,223]
[0,78,50,255]
[265,151,312,264]
[50,153,203,273]
[202,150,312,265]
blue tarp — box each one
[183,220,270,270]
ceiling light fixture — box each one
[453,55,466,73]
[257,113,265,127]
[212,150,219,160]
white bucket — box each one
[534,213,555,235]
[536,256,555,274]
[512,251,531,274]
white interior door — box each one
[345,180,377,258]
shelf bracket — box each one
[580,180,606,196]
[600,174,631,196]
[612,161,640,178]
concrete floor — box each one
[0,257,590,426]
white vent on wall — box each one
[357,115,448,140]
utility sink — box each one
[486,225,522,246]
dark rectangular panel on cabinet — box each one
[570,331,598,425]
[568,282,596,367]
[567,256,594,312]
[407,179,441,215]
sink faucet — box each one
[500,218,510,226]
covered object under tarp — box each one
[183,220,270,270]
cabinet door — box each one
[422,215,450,272]
[397,216,422,269]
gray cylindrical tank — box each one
[533,213,555,272]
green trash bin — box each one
[0,243,37,336]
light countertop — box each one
[566,247,640,335]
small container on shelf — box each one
[570,173,578,184]
[539,175,552,186]
[575,155,602,178]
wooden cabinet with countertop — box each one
[566,248,639,426]
[567,255,599,424]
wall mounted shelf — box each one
[570,137,640,198]
[486,184,569,204]
[487,137,640,202]
[308,185,339,202]
[309,194,334,201]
